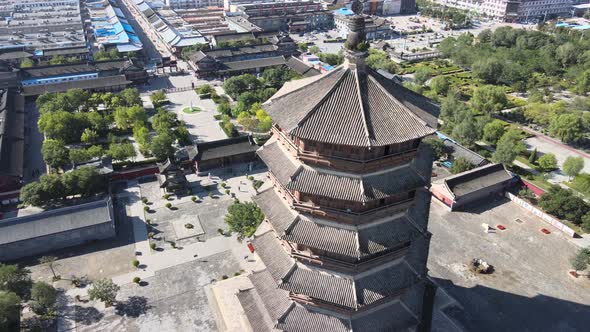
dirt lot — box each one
[428,198,590,331]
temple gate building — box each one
[228,6,440,331]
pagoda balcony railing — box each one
[298,147,417,165]
[272,126,418,170]
[292,198,414,224]
[289,243,411,274]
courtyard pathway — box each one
[58,180,260,331]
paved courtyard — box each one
[69,252,240,332]
[428,199,590,332]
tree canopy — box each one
[492,129,525,164]
[563,156,584,179]
[225,201,264,240]
[88,278,120,307]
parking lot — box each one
[428,198,590,331]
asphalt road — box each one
[114,0,166,61]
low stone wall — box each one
[505,192,576,238]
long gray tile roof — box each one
[255,187,418,260]
[257,142,300,186]
[264,65,437,147]
[253,188,298,235]
[286,166,426,203]
[259,140,426,203]
[252,231,295,281]
[349,300,419,331]
[249,270,293,322]
[254,230,419,310]
[445,163,513,197]
[276,305,351,332]
[237,288,275,332]
[0,198,113,245]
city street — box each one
[23,102,46,183]
[115,0,170,61]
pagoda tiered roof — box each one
[258,141,428,203]
[263,65,438,147]
[253,188,422,260]
[238,263,419,332]
[252,231,420,310]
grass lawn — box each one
[182,107,201,114]
[515,155,537,169]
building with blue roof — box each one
[87,0,143,55]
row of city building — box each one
[0,0,146,67]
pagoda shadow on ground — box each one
[431,277,590,332]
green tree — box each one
[119,88,141,107]
[223,74,261,99]
[492,129,524,164]
[108,143,136,161]
[150,132,175,160]
[114,105,147,130]
[86,112,107,132]
[20,58,34,68]
[576,69,590,95]
[150,91,167,106]
[20,182,44,207]
[224,201,264,240]
[39,174,66,200]
[88,278,119,307]
[298,42,308,52]
[539,185,589,224]
[49,55,67,65]
[571,247,590,272]
[31,282,57,312]
[196,84,215,95]
[69,148,91,164]
[556,42,577,67]
[217,103,232,116]
[133,125,151,152]
[365,49,397,74]
[537,153,558,172]
[422,137,447,160]
[309,45,321,54]
[42,139,70,169]
[413,67,435,86]
[563,156,584,179]
[429,76,450,95]
[38,111,89,143]
[0,264,32,299]
[471,85,508,113]
[450,157,475,174]
[87,145,104,159]
[529,148,538,164]
[0,291,21,331]
[549,114,584,143]
[151,109,177,133]
[451,114,479,148]
[80,128,98,144]
[582,214,590,233]
[482,120,506,145]
[318,53,344,66]
[471,58,503,84]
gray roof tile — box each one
[252,231,294,280]
[264,66,437,147]
[253,188,298,235]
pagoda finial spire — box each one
[344,0,368,69]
